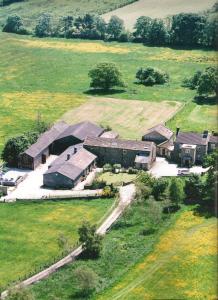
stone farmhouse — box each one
[18,120,217,189]
[84,137,156,170]
[142,124,174,158]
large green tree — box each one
[3,14,27,34]
[89,62,125,91]
[74,266,98,296]
[35,13,53,37]
[107,15,124,40]
[133,16,152,43]
[78,222,103,258]
[169,178,184,204]
[136,67,169,86]
[148,19,169,46]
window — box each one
[185,149,190,154]
[123,150,127,155]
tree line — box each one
[2,2,217,49]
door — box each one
[42,154,47,164]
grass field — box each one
[0,198,113,290]
[0,32,216,153]
[0,0,137,28]
[62,97,181,139]
[97,210,217,300]
[103,0,215,30]
[30,204,217,300]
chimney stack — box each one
[176,128,180,136]
[66,154,71,161]
[74,147,77,154]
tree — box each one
[184,174,203,203]
[136,67,169,86]
[170,13,206,47]
[89,62,125,91]
[148,19,169,46]
[107,16,124,40]
[3,14,27,34]
[35,13,53,37]
[78,222,103,258]
[1,132,39,167]
[197,67,218,97]
[2,0,24,6]
[203,150,218,168]
[135,172,154,201]
[74,266,98,296]
[133,16,152,43]
[152,178,168,200]
[169,178,184,204]
[56,15,73,38]
[7,286,35,300]
[145,197,163,227]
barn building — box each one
[84,137,156,170]
[43,148,96,189]
[142,124,174,158]
[18,121,68,170]
[53,121,104,154]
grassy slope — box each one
[0,198,113,289]
[0,0,137,28]
[97,210,217,300]
[30,206,217,300]
[0,32,216,152]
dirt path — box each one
[102,0,215,30]
[0,184,136,299]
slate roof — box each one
[209,135,218,144]
[49,144,83,167]
[56,121,104,142]
[25,121,69,158]
[175,132,209,146]
[158,139,174,151]
[143,124,173,140]
[45,148,96,181]
[84,137,154,152]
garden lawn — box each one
[0,32,216,151]
[98,172,136,185]
[97,210,217,300]
[0,198,113,290]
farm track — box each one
[0,184,136,300]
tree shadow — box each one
[192,203,217,218]
[193,95,217,105]
[70,290,93,300]
[84,88,126,96]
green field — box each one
[98,210,217,300]
[0,0,137,28]
[30,205,217,300]
[0,32,216,152]
[0,198,113,289]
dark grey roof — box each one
[143,124,173,140]
[209,135,218,144]
[56,121,104,142]
[84,137,154,152]
[25,121,69,158]
[49,144,83,167]
[175,132,209,146]
[45,148,96,181]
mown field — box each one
[103,0,215,30]
[0,0,137,28]
[30,206,217,300]
[0,32,216,152]
[0,198,113,290]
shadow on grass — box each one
[193,203,217,218]
[193,95,217,105]
[71,290,93,300]
[84,88,126,96]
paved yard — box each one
[149,157,209,178]
[2,156,100,202]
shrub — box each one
[74,266,98,296]
[113,164,122,173]
[7,286,35,300]
[103,163,113,172]
[136,67,169,86]
[128,167,138,174]
[102,186,115,197]
[90,180,107,189]
[3,14,28,35]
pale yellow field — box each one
[9,38,130,54]
[61,97,181,139]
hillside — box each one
[0,0,137,28]
[103,0,216,30]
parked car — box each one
[178,169,190,176]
